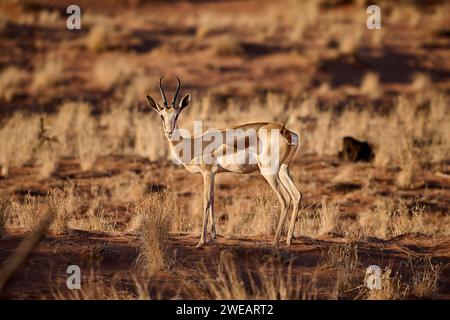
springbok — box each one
[145,77,302,247]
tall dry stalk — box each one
[0,210,54,292]
[0,196,10,239]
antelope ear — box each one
[145,95,160,112]
[178,94,191,112]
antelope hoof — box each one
[195,240,206,248]
[286,238,292,246]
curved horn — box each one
[172,77,181,108]
[159,76,168,108]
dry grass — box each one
[135,194,172,274]
[364,267,408,300]
[331,166,363,191]
[1,89,447,177]
[53,268,151,300]
[48,185,77,235]
[288,0,319,43]
[7,195,45,231]
[0,67,27,102]
[0,113,40,176]
[249,192,279,236]
[317,197,342,236]
[0,210,54,292]
[396,154,416,189]
[211,35,243,56]
[321,243,360,296]
[121,74,152,108]
[85,25,110,52]
[195,14,224,40]
[296,197,343,237]
[6,186,76,235]
[407,256,442,299]
[410,72,433,93]
[358,200,390,239]
[133,110,169,161]
[338,27,363,56]
[36,147,59,179]
[36,10,59,26]
[110,172,146,203]
[69,189,117,232]
[372,94,449,168]
[31,56,64,93]
[0,13,8,34]
[0,196,9,239]
[370,28,385,48]
[358,199,447,240]
[387,200,427,238]
[217,186,279,237]
[92,57,134,90]
[363,256,441,300]
[360,72,382,100]
[74,103,99,171]
[73,210,116,232]
[203,252,316,300]
[0,99,170,176]
[34,117,60,179]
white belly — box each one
[216,150,258,173]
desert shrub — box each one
[8,194,48,232]
[48,185,77,234]
[136,194,172,273]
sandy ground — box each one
[1,156,449,299]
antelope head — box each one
[145,76,191,139]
